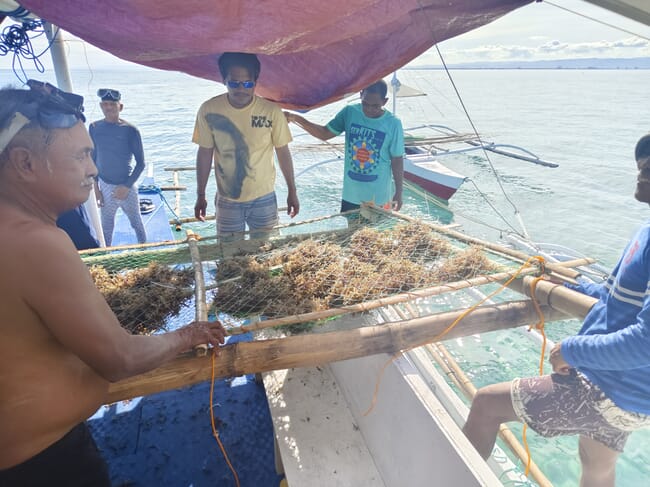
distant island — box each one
[409,57,650,70]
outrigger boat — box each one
[2,1,648,486]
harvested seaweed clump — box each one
[211,224,499,327]
[89,262,193,334]
[434,245,497,282]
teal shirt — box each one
[326,104,404,206]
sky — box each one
[425,0,650,65]
[0,0,648,72]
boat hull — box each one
[404,154,466,201]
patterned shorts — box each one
[216,191,278,237]
[511,371,650,452]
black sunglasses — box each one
[26,79,86,127]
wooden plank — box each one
[264,366,385,487]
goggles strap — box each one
[0,112,31,154]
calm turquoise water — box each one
[3,67,649,485]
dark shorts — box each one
[0,423,110,487]
[511,371,650,452]
[340,199,360,213]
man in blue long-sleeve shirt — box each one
[90,89,146,246]
[463,133,650,487]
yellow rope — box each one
[210,350,241,487]
[363,255,546,417]
[522,265,549,477]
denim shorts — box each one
[216,191,278,237]
[511,371,650,452]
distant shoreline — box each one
[408,67,650,70]
[406,57,650,70]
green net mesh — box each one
[80,208,531,336]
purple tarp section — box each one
[20,0,530,109]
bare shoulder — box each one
[0,212,91,295]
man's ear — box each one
[382,97,388,106]
[6,146,40,182]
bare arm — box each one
[391,156,404,211]
[24,229,225,382]
[195,146,214,220]
[275,144,299,218]
[284,112,336,141]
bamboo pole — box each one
[106,300,567,403]
[508,276,597,319]
[164,166,195,171]
[232,268,542,334]
[172,170,182,218]
[430,344,553,487]
[187,230,208,356]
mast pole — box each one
[43,22,106,247]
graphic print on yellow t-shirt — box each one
[193,95,292,202]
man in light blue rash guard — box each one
[285,80,404,213]
[462,133,650,487]
[90,89,146,246]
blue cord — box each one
[139,184,182,228]
[0,19,54,83]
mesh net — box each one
[80,208,533,336]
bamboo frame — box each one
[367,205,590,280]
[231,268,543,335]
[106,300,568,403]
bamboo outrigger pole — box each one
[428,343,553,487]
[107,298,574,403]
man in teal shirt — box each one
[286,80,404,212]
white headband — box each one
[0,112,31,154]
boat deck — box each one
[110,178,176,246]
[88,334,284,487]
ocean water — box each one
[3,66,649,485]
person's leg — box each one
[462,381,519,458]
[120,186,147,243]
[340,199,360,213]
[246,192,279,239]
[216,194,246,241]
[99,182,119,246]
[578,435,619,487]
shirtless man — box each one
[0,82,226,486]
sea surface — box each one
[3,66,649,486]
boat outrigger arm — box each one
[405,124,560,168]
[390,73,559,168]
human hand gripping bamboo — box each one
[549,341,571,375]
[176,320,226,356]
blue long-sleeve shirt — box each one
[562,221,650,414]
[89,119,145,187]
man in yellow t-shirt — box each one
[193,52,299,238]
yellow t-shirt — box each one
[192,94,292,202]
